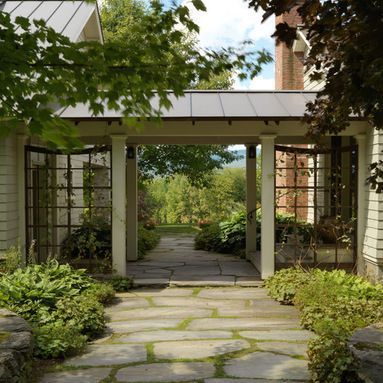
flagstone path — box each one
[39,235,314,382]
[125,234,262,287]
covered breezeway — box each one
[19,91,369,279]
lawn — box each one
[155,224,199,235]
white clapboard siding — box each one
[0,136,19,251]
[363,129,383,267]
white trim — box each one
[260,134,276,279]
[111,135,127,275]
[17,134,27,264]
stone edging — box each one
[0,309,33,383]
[348,323,383,383]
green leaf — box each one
[191,0,207,12]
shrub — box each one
[194,211,313,255]
[107,275,133,292]
[61,219,160,267]
[84,281,115,304]
[194,213,246,255]
[54,295,105,336]
[33,323,87,359]
[265,267,311,304]
[266,268,383,382]
[0,260,115,358]
[138,225,160,259]
[195,223,225,252]
[61,219,111,261]
[307,324,356,383]
[0,245,21,274]
[219,212,246,254]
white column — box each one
[126,145,138,261]
[111,135,127,276]
[246,144,259,267]
[17,135,27,265]
[260,135,276,279]
[355,134,366,274]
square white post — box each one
[355,134,366,274]
[111,135,127,276]
[126,145,138,261]
[17,134,27,265]
[260,135,276,279]
[246,144,259,267]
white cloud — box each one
[234,75,275,90]
[185,0,275,48]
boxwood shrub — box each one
[266,268,383,383]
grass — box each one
[155,224,199,235]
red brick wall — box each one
[275,3,304,90]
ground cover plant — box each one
[0,258,115,359]
[195,211,312,256]
[138,225,161,259]
[266,268,383,382]
[61,220,159,267]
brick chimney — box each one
[275,3,304,90]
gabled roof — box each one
[58,91,318,120]
[0,1,102,42]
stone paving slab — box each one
[256,341,308,356]
[132,262,185,268]
[108,307,212,321]
[224,352,309,380]
[235,277,263,287]
[239,330,314,341]
[40,368,112,383]
[171,265,221,275]
[129,273,172,279]
[64,344,146,366]
[206,380,305,383]
[248,299,292,308]
[218,307,300,318]
[219,262,261,277]
[107,319,182,333]
[144,268,173,275]
[188,318,300,331]
[133,278,170,286]
[171,275,236,287]
[154,339,250,359]
[106,298,150,311]
[198,288,269,300]
[132,288,194,297]
[115,330,233,343]
[152,297,246,309]
[115,362,215,382]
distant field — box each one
[155,224,199,235]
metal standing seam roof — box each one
[0,0,97,42]
[57,91,319,120]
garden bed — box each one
[265,268,383,382]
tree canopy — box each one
[0,0,271,148]
[249,0,383,136]
[101,0,238,184]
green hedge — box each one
[194,211,312,255]
[61,222,159,266]
[0,260,115,359]
[195,212,246,255]
[266,268,383,382]
[138,225,160,259]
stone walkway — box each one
[39,234,313,382]
[126,234,262,287]
[40,286,313,383]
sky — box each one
[165,0,276,90]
